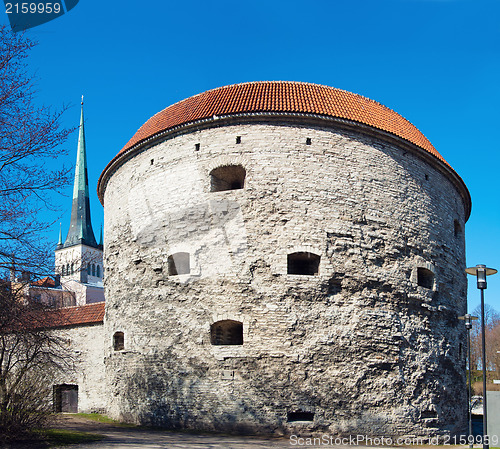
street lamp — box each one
[465,264,497,449]
[459,313,478,447]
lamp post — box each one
[459,313,478,447]
[465,264,497,449]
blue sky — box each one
[2,0,499,313]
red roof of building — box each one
[121,81,441,160]
[31,277,56,287]
[38,302,105,329]
[97,81,470,218]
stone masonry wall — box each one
[51,322,106,413]
[102,119,468,437]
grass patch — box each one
[69,412,118,424]
[67,412,137,428]
[41,428,104,446]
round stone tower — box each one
[98,81,470,438]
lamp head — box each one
[477,265,487,289]
[465,264,497,290]
[459,313,478,329]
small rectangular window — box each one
[113,332,124,351]
[287,411,314,422]
[287,252,320,276]
[210,165,246,192]
[417,267,434,289]
[168,252,190,275]
[211,320,243,345]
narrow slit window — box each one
[454,220,462,238]
[287,252,320,276]
[113,332,124,351]
[210,165,246,192]
[306,138,312,145]
[195,143,200,151]
[210,320,243,345]
[287,411,314,422]
[417,267,434,289]
[236,136,241,144]
[168,252,190,275]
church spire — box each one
[57,223,63,248]
[63,98,98,249]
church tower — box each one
[55,99,104,305]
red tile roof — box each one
[120,81,441,159]
[97,81,470,219]
[31,277,56,287]
[38,302,105,329]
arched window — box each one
[70,264,74,274]
[417,267,434,289]
[96,265,101,278]
[287,252,320,276]
[113,332,124,351]
[454,219,462,238]
[210,165,246,192]
[168,252,190,276]
[87,263,91,274]
[61,265,65,276]
[210,320,243,345]
[66,264,70,276]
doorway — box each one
[53,384,78,413]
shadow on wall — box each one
[118,350,289,434]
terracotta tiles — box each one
[34,302,105,329]
[99,82,454,201]
[134,83,435,155]
[31,277,55,287]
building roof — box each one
[123,81,441,159]
[31,277,56,288]
[38,302,105,329]
[98,81,471,218]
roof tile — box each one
[36,302,105,329]
[98,82,471,214]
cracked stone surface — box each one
[101,119,468,437]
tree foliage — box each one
[0,286,74,441]
[0,25,73,278]
[0,26,75,441]
[470,304,500,375]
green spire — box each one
[62,98,98,249]
[56,222,63,249]
[73,97,87,199]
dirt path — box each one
[50,415,294,448]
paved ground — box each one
[51,415,295,448]
[50,416,478,449]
